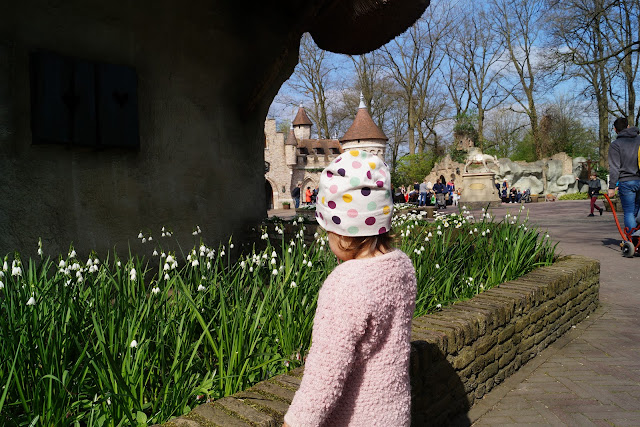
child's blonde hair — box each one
[335,232,394,258]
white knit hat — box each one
[315,150,393,236]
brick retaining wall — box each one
[161,255,599,427]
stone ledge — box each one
[158,255,599,426]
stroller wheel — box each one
[621,241,635,258]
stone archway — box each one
[265,180,274,210]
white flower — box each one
[230,244,234,249]
[163,263,170,271]
[270,258,276,265]
[307,261,312,267]
[546,234,550,238]
[69,250,76,258]
[138,232,143,239]
[141,238,146,243]
[11,266,21,277]
[37,248,43,256]
[249,267,254,272]
[2,261,7,271]
[220,251,225,256]
[290,281,297,288]
[435,264,440,269]
[130,268,137,281]
[117,261,121,267]
[191,260,199,267]
[0,280,4,290]
[148,236,153,241]
[288,247,292,253]
[272,269,278,276]
[166,255,174,263]
[151,287,160,294]
[153,250,158,256]
[436,303,442,309]
[130,340,138,348]
[240,261,246,269]
[197,284,207,292]
[271,251,277,258]
[164,273,170,280]
[26,296,36,306]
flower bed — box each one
[0,207,556,425]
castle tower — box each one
[285,126,298,166]
[292,105,312,140]
[340,93,387,157]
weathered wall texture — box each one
[157,255,599,426]
[0,1,299,257]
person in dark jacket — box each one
[576,174,604,216]
[291,182,302,208]
[433,175,447,209]
[608,117,640,234]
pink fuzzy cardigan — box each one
[284,249,417,427]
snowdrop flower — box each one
[166,255,174,264]
[191,259,199,267]
[197,284,206,292]
[272,269,278,276]
[240,261,246,269]
[11,265,22,277]
[314,232,319,238]
[130,268,137,281]
[0,280,4,290]
[138,232,143,239]
[163,263,170,271]
[287,247,292,253]
[545,234,550,238]
[151,287,160,294]
[141,238,146,243]
[270,258,276,265]
[26,296,36,306]
[427,232,433,238]
[290,281,297,288]
[220,251,225,256]
[206,262,211,270]
[69,250,77,258]
[152,250,158,256]
[249,267,254,273]
[2,261,7,271]
[230,244,234,249]
[436,303,442,309]
[37,248,43,256]
[164,273,170,280]
[435,264,440,269]
[148,236,153,241]
[130,340,138,348]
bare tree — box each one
[447,5,509,147]
[491,0,547,159]
[381,1,455,155]
[282,33,338,139]
[547,0,612,166]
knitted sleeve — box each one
[284,273,370,427]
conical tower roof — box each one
[292,105,313,126]
[285,127,298,146]
[340,97,387,142]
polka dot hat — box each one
[316,150,393,237]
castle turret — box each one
[285,126,298,166]
[292,105,312,140]
[340,93,388,157]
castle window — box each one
[330,148,340,154]
[315,147,325,154]
[299,147,309,155]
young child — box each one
[283,150,417,427]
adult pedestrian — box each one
[291,182,301,209]
[608,117,640,235]
[576,174,603,217]
[433,175,447,210]
[418,179,428,206]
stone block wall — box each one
[160,255,599,427]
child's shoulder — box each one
[328,250,414,287]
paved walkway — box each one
[269,200,640,425]
[468,200,640,426]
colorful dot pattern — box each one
[316,150,394,237]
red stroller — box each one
[603,194,640,257]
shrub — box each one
[558,192,590,200]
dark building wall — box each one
[0,1,296,257]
